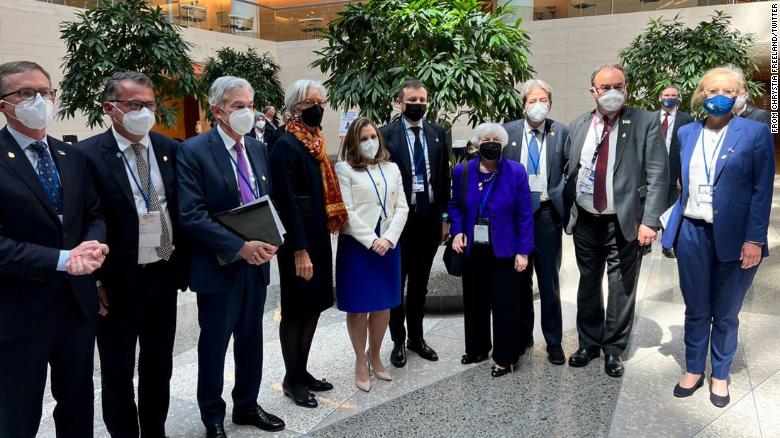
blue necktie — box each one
[29,141,63,215]
[528,129,541,175]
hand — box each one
[239,241,276,265]
[637,224,657,246]
[255,242,278,264]
[294,250,314,281]
[65,254,103,276]
[514,254,528,272]
[740,242,762,269]
[441,221,451,244]
[372,238,391,256]
[98,286,109,316]
[676,178,681,190]
[452,233,467,254]
[71,240,109,264]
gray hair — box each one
[208,76,254,106]
[103,72,154,102]
[470,122,509,147]
[520,79,553,105]
[283,79,327,114]
[590,64,627,86]
[0,61,50,95]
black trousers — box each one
[196,272,266,427]
[390,206,441,343]
[0,288,96,438]
[462,245,532,367]
[518,204,563,346]
[573,208,643,355]
[97,261,178,438]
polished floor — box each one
[38,177,780,437]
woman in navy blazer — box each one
[450,122,534,377]
[661,67,774,407]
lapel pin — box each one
[435,138,440,142]
[550,131,555,137]
[512,141,517,146]
[262,175,267,181]
[116,152,122,158]
[7,152,15,158]
[57,149,66,156]
[721,154,727,160]
[622,133,627,138]
[163,155,168,162]
[622,119,631,125]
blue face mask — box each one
[660,98,678,108]
[703,94,735,117]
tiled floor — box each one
[38,177,780,437]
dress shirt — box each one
[402,117,434,204]
[217,124,257,199]
[660,108,677,153]
[576,111,619,215]
[684,126,729,223]
[520,120,549,201]
[112,127,173,264]
[7,125,69,270]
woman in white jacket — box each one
[335,117,409,392]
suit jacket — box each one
[661,117,774,261]
[562,106,669,241]
[335,161,409,249]
[176,128,272,294]
[667,110,696,208]
[79,129,190,298]
[0,127,105,341]
[449,158,534,258]
[739,105,771,127]
[380,119,452,215]
[503,118,569,220]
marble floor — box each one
[38,177,780,437]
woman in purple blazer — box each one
[450,122,534,377]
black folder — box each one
[212,197,284,247]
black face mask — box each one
[301,104,324,127]
[403,103,426,122]
[479,141,502,161]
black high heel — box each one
[282,382,318,408]
[461,354,489,365]
[491,362,517,378]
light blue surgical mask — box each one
[703,95,735,117]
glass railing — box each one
[533,0,759,20]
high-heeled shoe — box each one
[369,359,393,381]
[355,360,371,392]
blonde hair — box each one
[690,66,746,108]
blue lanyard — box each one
[524,129,546,174]
[402,118,427,175]
[479,173,498,218]
[365,164,388,218]
[228,151,259,200]
[120,146,153,211]
[701,128,727,185]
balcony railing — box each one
[532,0,763,20]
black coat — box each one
[667,110,696,208]
[740,106,771,127]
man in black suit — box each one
[0,61,108,438]
[380,79,451,368]
[503,78,570,365]
[80,72,189,438]
[657,85,694,258]
[734,91,771,127]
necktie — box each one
[233,143,255,205]
[593,117,612,213]
[661,112,670,140]
[410,126,429,213]
[29,141,63,215]
[131,144,173,261]
[528,129,541,175]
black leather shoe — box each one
[491,362,518,378]
[390,342,406,368]
[206,423,227,438]
[673,375,704,398]
[304,373,333,392]
[461,353,489,364]
[568,347,600,367]
[407,338,438,361]
[547,344,566,365]
[709,377,730,408]
[662,247,676,258]
[604,354,624,377]
[232,405,285,432]
[282,382,318,409]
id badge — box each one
[579,168,595,195]
[697,184,713,205]
[139,212,162,248]
[529,174,544,193]
[473,218,490,245]
[412,173,425,193]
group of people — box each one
[0,57,773,438]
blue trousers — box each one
[676,218,757,379]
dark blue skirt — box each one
[335,232,401,313]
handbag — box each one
[443,161,469,276]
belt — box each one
[138,259,167,269]
[538,200,554,210]
[577,205,617,221]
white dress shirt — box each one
[576,111,619,214]
[217,125,257,201]
[684,126,729,223]
[520,120,549,201]
[113,127,173,264]
[660,108,677,153]
[402,117,434,204]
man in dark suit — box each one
[380,78,451,368]
[0,61,108,438]
[734,91,771,127]
[177,76,284,438]
[80,72,189,438]
[657,85,695,258]
[503,78,570,365]
[562,64,668,378]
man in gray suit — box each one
[503,79,570,366]
[562,64,668,377]
[734,91,771,127]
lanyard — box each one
[590,114,616,166]
[524,129,546,174]
[701,128,727,185]
[120,146,154,211]
[402,118,427,175]
[365,164,388,218]
[228,151,260,200]
[479,172,498,218]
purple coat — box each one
[449,158,534,258]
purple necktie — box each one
[234,143,255,204]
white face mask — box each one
[5,93,54,130]
[526,102,549,123]
[734,95,747,111]
[255,119,266,130]
[360,138,379,159]
[224,107,255,135]
[596,89,626,113]
[113,104,155,137]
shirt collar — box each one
[8,124,47,152]
[403,117,424,129]
[217,124,244,151]
[111,125,151,153]
[661,108,677,117]
[524,120,544,134]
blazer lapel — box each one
[680,122,702,201]
[244,139,269,197]
[0,128,59,221]
[48,139,76,225]
[423,120,441,181]
[100,131,135,208]
[544,119,555,180]
[207,128,240,203]
[394,120,412,179]
[713,117,742,185]
[613,107,632,172]
[569,114,590,173]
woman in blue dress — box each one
[335,117,409,392]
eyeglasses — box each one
[110,100,158,112]
[0,88,57,101]
[595,84,625,93]
[703,88,737,98]
[297,99,326,110]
